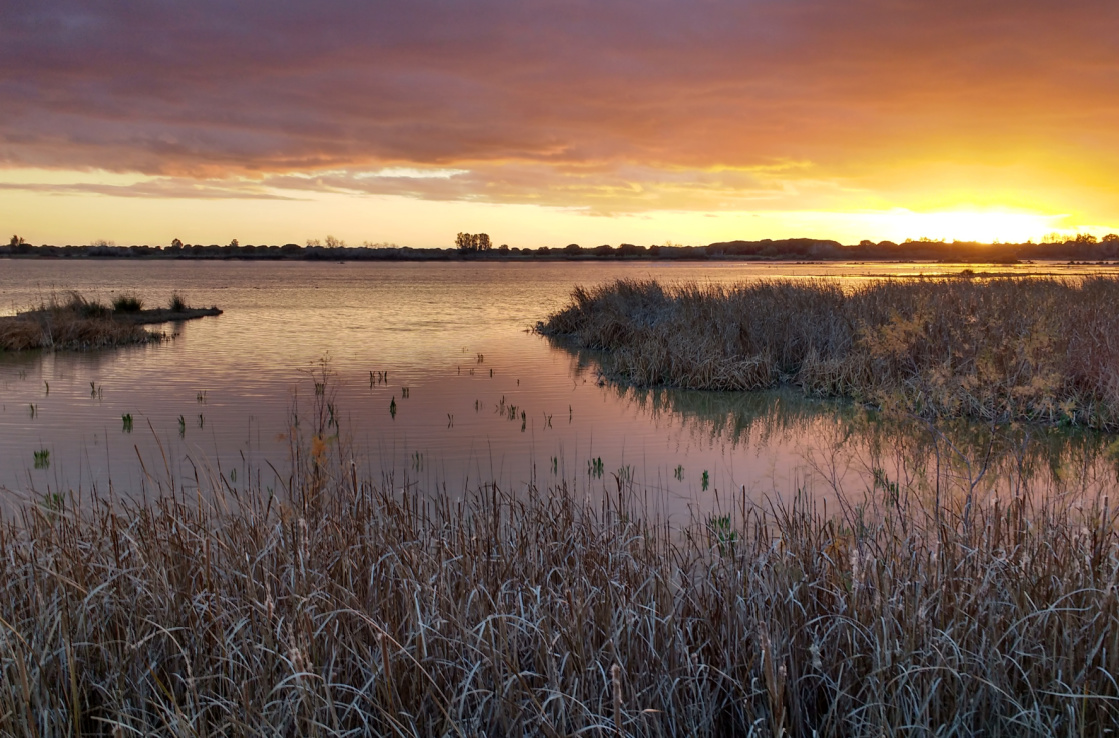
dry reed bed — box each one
[539,277,1119,430]
[0,292,218,352]
[0,471,1116,736]
[0,311,155,351]
[0,293,157,351]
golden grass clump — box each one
[0,310,154,351]
[540,277,1119,429]
[0,291,192,352]
[0,463,1116,735]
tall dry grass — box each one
[0,449,1117,735]
[539,277,1119,430]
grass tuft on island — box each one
[539,276,1119,430]
[0,291,222,352]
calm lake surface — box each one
[3,259,1118,516]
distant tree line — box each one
[4,232,1119,262]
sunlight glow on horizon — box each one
[0,167,1105,249]
[865,209,1069,245]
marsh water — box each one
[3,259,1119,516]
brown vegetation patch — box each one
[0,311,155,351]
[540,277,1119,429]
[0,473,1115,734]
[0,292,222,352]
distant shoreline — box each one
[3,235,1118,263]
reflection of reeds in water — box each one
[540,277,1119,430]
[1,447,1116,734]
[625,382,853,447]
[593,359,1119,501]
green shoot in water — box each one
[706,514,738,556]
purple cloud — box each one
[1,0,1116,208]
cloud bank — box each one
[2,0,1116,213]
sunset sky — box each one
[2,0,1117,248]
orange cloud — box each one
[1,0,1117,223]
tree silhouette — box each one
[456,233,492,253]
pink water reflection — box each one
[2,260,1117,519]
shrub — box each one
[111,293,143,313]
[62,292,110,319]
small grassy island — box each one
[0,292,221,352]
[539,275,1119,430]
